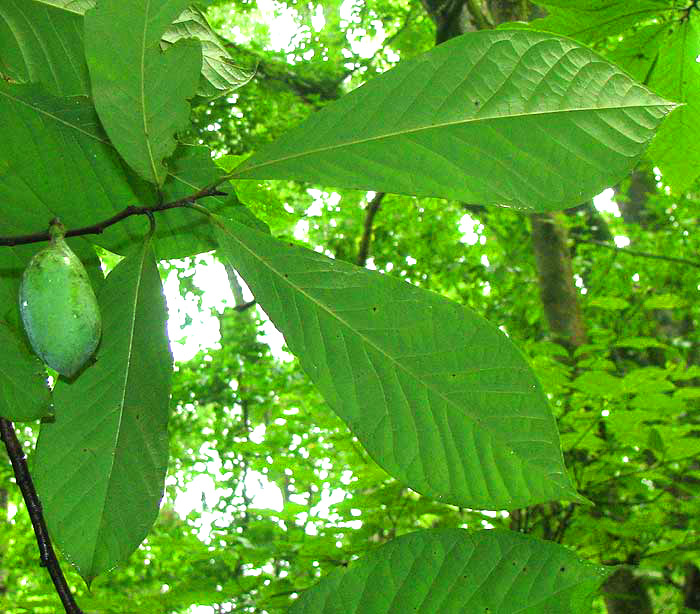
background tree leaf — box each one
[289,528,610,614]
[32,237,172,582]
[84,0,202,186]
[0,322,51,421]
[214,215,581,510]
[231,30,675,212]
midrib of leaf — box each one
[140,0,159,184]
[230,104,673,178]
[0,88,109,144]
[218,221,553,467]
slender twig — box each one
[0,418,83,614]
[580,238,700,269]
[0,186,227,247]
[357,191,385,267]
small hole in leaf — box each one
[372,306,378,312]
[560,566,566,572]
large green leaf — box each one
[0,0,90,96]
[0,322,51,421]
[84,0,201,186]
[3,1,248,103]
[0,83,230,258]
[33,237,172,582]
[0,83,154,246]
[519,0,668,44]
[646,19,700,192]
[289,529,610,614]
[230,30,675,212]
[213,215,580,509]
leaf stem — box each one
[0,186,227,247]
[0,418,84,614]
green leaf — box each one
[588,297,629,310]
[0,243,38,329]
[0,83,155,248]
[84,0,202,186]
[289,529,609,614]
[213,215,580,510]
[517,1,666,44]
[0,321,51,421]
[643,293,686,310]
[646,20,700,192]
[0,0,90,96]
[161,6,254,100]
[615,336,666,349]
[33,237,172,582]
[230,30,675,212]
[0,84,226,258]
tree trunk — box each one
[530,213,587,349]
[685,563,700,611]
[602,568,653,614]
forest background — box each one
[1,0,700,613]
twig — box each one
[357,192,385,267]
[0,186,227,247]
[0,418,83,614]
[580,239,700,269]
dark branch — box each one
[357,192,386,267]
[0,418,84,614]
[0,186,227,247]
[580,239,700,269]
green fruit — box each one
[19,220,101,378]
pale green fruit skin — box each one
[19,235,101,378]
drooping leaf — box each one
[84,0,202,186]
[230,30,675,212]
[289,529,610,614]
[33,237,172,582]
[213,215,581,509]
[0,83,228,258]
[0,322,51,421]
[0,0,90,96]
[161,6,254,100]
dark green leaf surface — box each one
[0,84,230,258]
[33,238,172,582]
[84,0,202,185]
[0,83,154,247]
[289,529,610,614]
[231,30,675,212]
[214,216,580,509]
[0,0,90,96]
[0,322,51,421]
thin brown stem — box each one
[580,238,700,269]
[0,418,83,614]
[0,186,227,247]
[357,192,385,267]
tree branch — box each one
[580,239,700,269]
[0,418,83,614]
[357,192,385,267]
[0,186,227,247]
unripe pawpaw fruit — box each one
[19,220,101,378]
